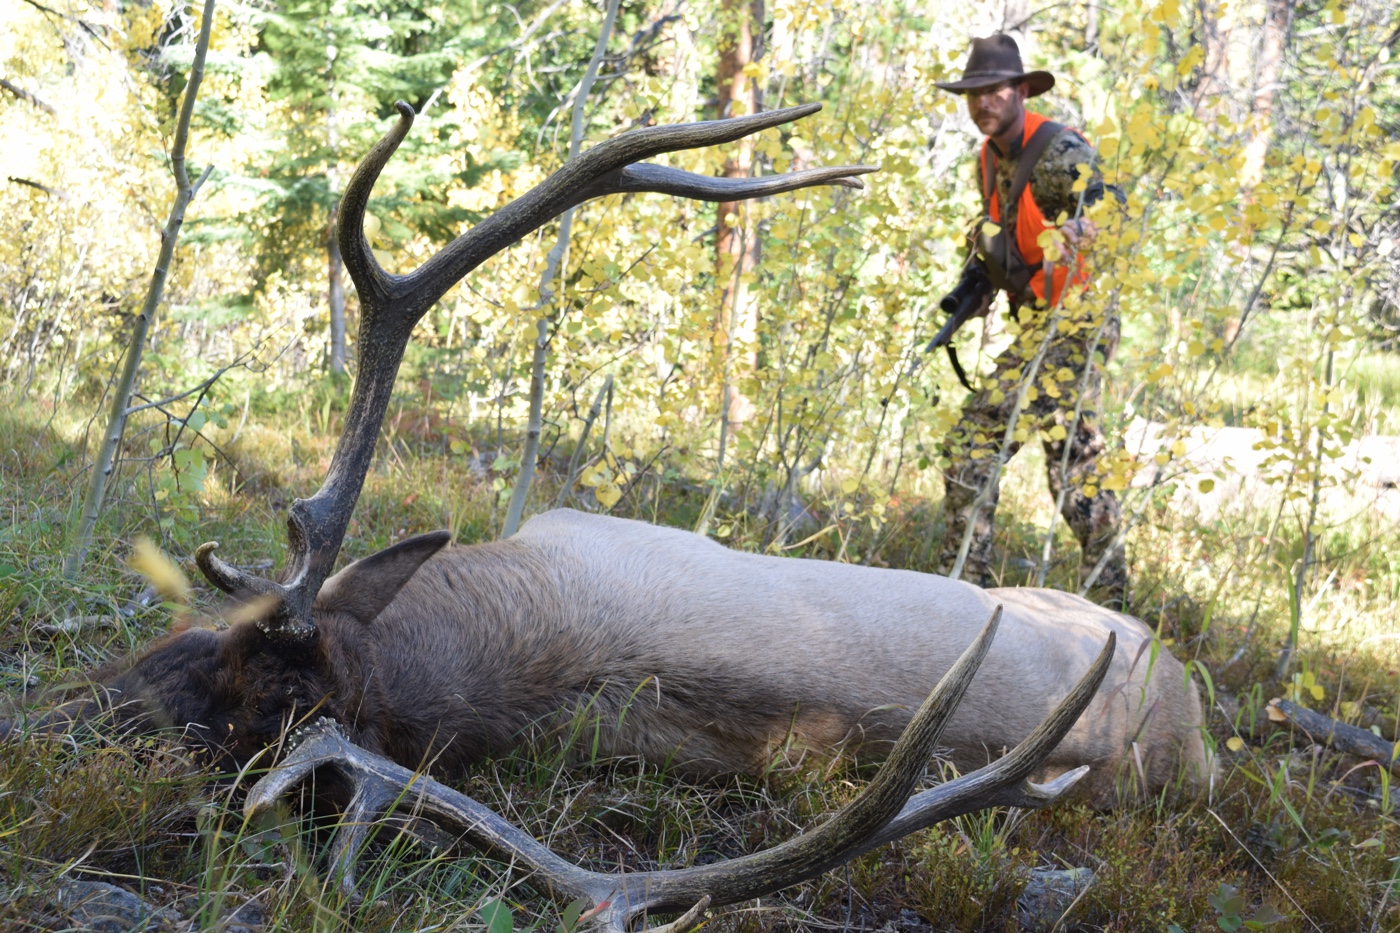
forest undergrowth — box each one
[1,386,1397,933]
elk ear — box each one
[316,531,451,625]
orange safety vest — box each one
[979,110,1089,306]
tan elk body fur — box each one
[348,509,1209,803]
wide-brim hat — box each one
[934,34,1055,97]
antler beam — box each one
[244,609,1115,931]
[197,102,877,640]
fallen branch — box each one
[1269,698,1400,773]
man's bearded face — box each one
[965,81,1028,139]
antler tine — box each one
[581,162,876,203]
[194,542,282,600]
[860,631,1117,850]
[336,100,415,312]
[245,719,604,902]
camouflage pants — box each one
[938,303,1127,605]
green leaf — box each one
[557,897,587,933]
[479,899,514,933]
[1210,883,1245,922]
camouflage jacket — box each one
[985,124,1107,235]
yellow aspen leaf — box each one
[841,477,860,494]
[1175,46,1203,76]
[981,221,1002,238]
[228,595,281,627]
[1048,424,1067,441]
[1225,736,1245,752]
[128,537,191,607]
[1082,483,1098,497]
[1187,339,1205,357]
[1171,440,1187,457]
[595,483,622,508]
[1198,478,1215,493]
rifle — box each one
[925,258,993,391]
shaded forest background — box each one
[2,0,1400,929]
[3,0,1397,565]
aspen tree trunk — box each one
[714,0,763,429]
[1194,0,1234,121]
[1241,0,1291,187]
[64,0,217,578]
[328,208,347,374]
[502,0,621,537]
[327,55,347,374]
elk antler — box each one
[244,609,1116,931]
[197,102,877,641]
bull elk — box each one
[15,102,1209,931]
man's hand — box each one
[1060,217,1098,247]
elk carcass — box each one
[95,508,1207,807]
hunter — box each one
[933,34,1127,608]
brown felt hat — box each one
[934,34,1055,97]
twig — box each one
[0,77,57,115]
[555,375,614,509]
[122,347,261,417]
[7,176,69,199]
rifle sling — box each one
[946,344,974,392]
